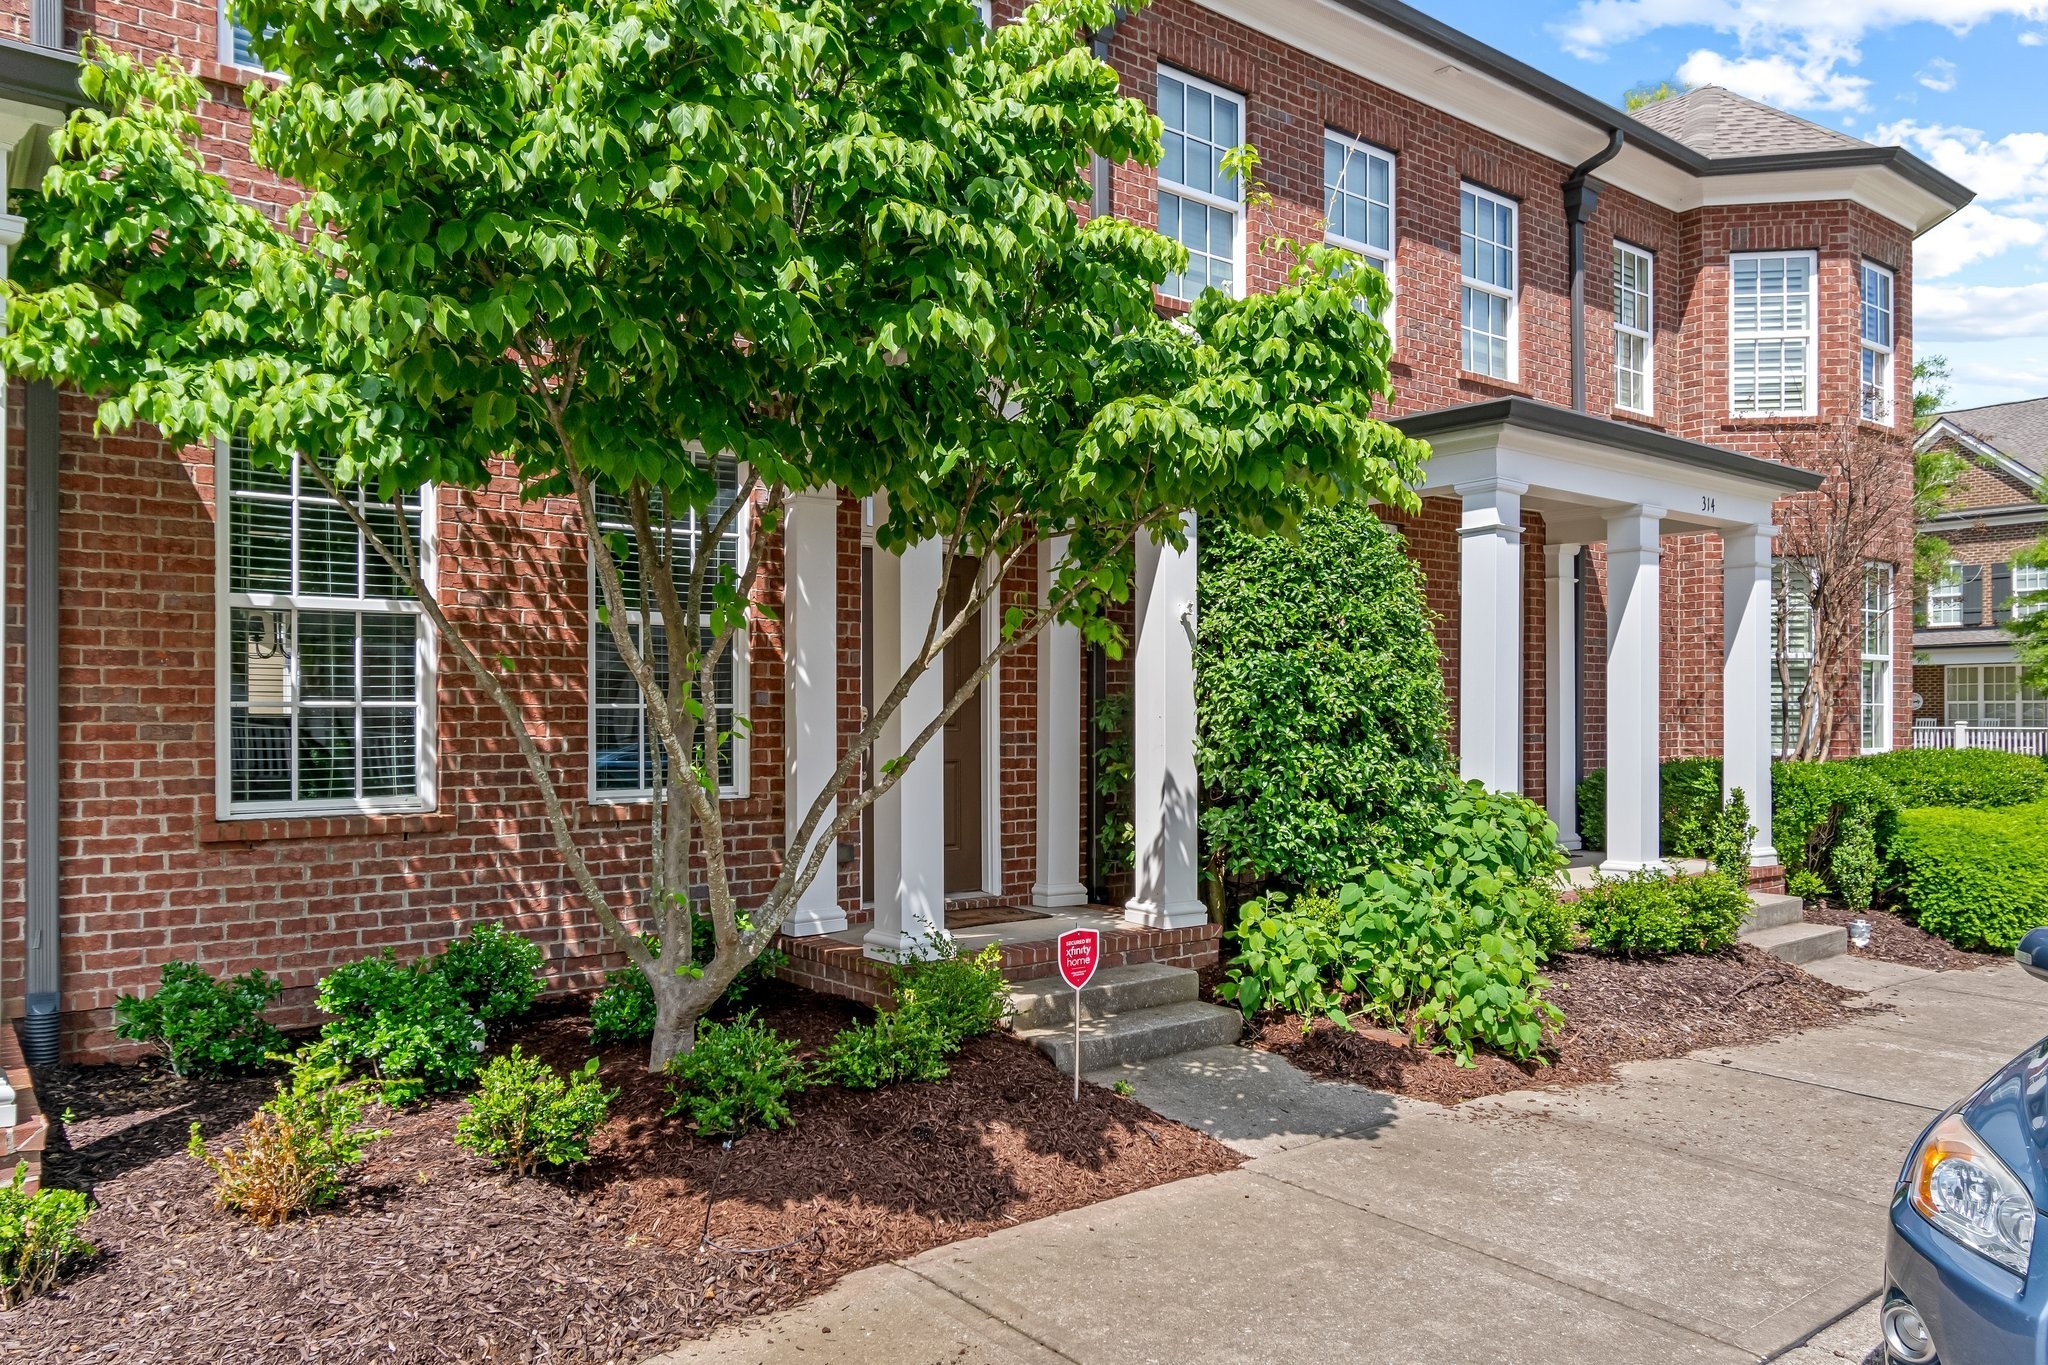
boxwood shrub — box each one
[1846,748,2048,811]
[1575,757,1723,857]
[1772,761,1900,887]
[1889,802,2048,952]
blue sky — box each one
[1408,0,2048,412]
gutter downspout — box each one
[1564,129,1625,414]
[21,380,54,1066]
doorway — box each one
[942,555,986,894]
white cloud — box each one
[1676,45,1871,108]
[1559,2,2048,57]
[1914,204,2048,277]
[1916,57,1957,90]
[2023,30,2046,42]
[1918,281,2048,339]
[1874,121,2048,202]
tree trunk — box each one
[647,981,699,1073]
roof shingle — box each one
[1940,397,2048,477]
[1628,86,1868,158]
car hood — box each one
[1960,1034,2048,1211]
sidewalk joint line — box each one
[896,1262,1088,1365]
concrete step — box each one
[1021,999,1244,1072]
[1007,962,1199,1031]
[1741,891,1807,933]
[1742,920,1848,966]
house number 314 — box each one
[1700,495,1717,513]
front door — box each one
[943,556,985,894]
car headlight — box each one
[1909,1114,2037,1277]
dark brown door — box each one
[943,556,985,893]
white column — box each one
[1457,480,1525,793]
[1125,515,1206,930]
[1032,535,1088,908]
[1721,524,1780,868]
[1545,542,1582,850]
[782,489,846,936]
[863,537,947,960]
[1603,507,1665,873]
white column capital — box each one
[1606,506,1666,556]
[1544,541,1583,581]
[1457,480,1526,542]
[1720,523,1779,572]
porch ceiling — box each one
[1395,398,1824,543]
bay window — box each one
[1156,69,1243,303]
[1731,250,1816,417]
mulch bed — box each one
[11,983,1238,1365]
[1249,945,1866,1106]
[1801,902,2008,972]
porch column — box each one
[1125,515,1205,930]
[1602,507,1664,873]
[1544,542,1583,849]
[1032,535,1088,908]
[1457,480,1525,793]
[783,489,847,936]
[1722,524,1781,867]
[863,537,947,960]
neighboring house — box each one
[1912,398,2048,743]
[0,0,1968,1059]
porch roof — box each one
[1392,398,1826,496]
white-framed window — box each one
[219,3,276,72]
[2014,562,2048,622]
[216,438,436,816]
[1860,261,1895,423]
[1861,562,1895,753]
[1730,250,1816,417]
[1772,561,1814,757]
[1925,560,1964,628]
[1156,67,1243,303]
[1459,184,1518,380]
[1612,242,1654,415]
[589,459,747,801]
[1323,130,1395,316]
[1947,665,2048,729]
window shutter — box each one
[1993,562,2013,625]
[1962,564,1985,627]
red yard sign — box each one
[1058,928,1101,991]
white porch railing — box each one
[1912,722,2048,757]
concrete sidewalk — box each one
[658,958,2045,1365]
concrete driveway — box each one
[658,957,2046,1365]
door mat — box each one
[944,905,1052,929]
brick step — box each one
[1741,892,1807,933]
[1007,962,1199,1031]
[1741,921,1848,966]
[1019,999,1244,1072]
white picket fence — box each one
[1912,723,2048,757]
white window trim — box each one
[1612,240,1654,416]
[1155,65,1246,302]
[1861,561,1895,754]
[1926,559,1964,628]
[1459,182,1519,382]
[1322,128,1396,333]
[1860,260,1895,424]
[1729,248,1818,418]
[585,470,752,805]
[219,3,283,76]
[1946,664,2048,729]
[213,439,439,819]
[2013,562,2048,623]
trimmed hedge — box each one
[1889,802,2048,952]
[1846,748,2048,811]
[1575,757,1723,857]
[1772,761,1900,882]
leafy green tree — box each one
[2,0,1425,1068]
[1622,80,1689,110]
[1912,354,1953,431]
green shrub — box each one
[1786,868,1828,902]
[316,952,485,1104]
[1425,783,1568,887]
[188,1044,386,1225]
[1521,881,1579,962]
[1196,500,1454,888]
[1848,748,2048,811]
[1831,817,1879,911]
[1889,802,2048,951]
[433,923,544,1033]
[813,1009,952,1089]
[812,939,1007,1090]
[1576,758,1726,857]
[112,960,285,1077]
[455,1049,614,1176]
[663,1012,806,1136]
[1771,760,1901,883]
[587,921,787,1047]
[1707,787,1756,885]
[0,1164,93,1307]
[1576,871,1748,957]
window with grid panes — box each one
[1860,262,1895,423]
[219,438,430,813]
[1861,563,1894,753]
[1613,242,1653,414]
[1324,131,1395,318]
[590,459,744,798]
[1946,666,2048,728]
[1926,561,1964,627]
[1731,251,1816,416]
[1156,69,1243,303]
[1460,185,1517,379]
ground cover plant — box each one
[112,961,285,1078]
[19,982,1239,1363]
[0,1164,93,1308]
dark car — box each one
[1883,927,2048,1364]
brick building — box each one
[0,0,1969,1060]
[1912,398,2048,740]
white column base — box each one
[1122,895,1210,931]
[1598,858,1668,877]
[1559,833,1584,852]
[862,919,946,962]
[1030,882,1091,909]
[1749,846,1781,869]
[785,900,850,937]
